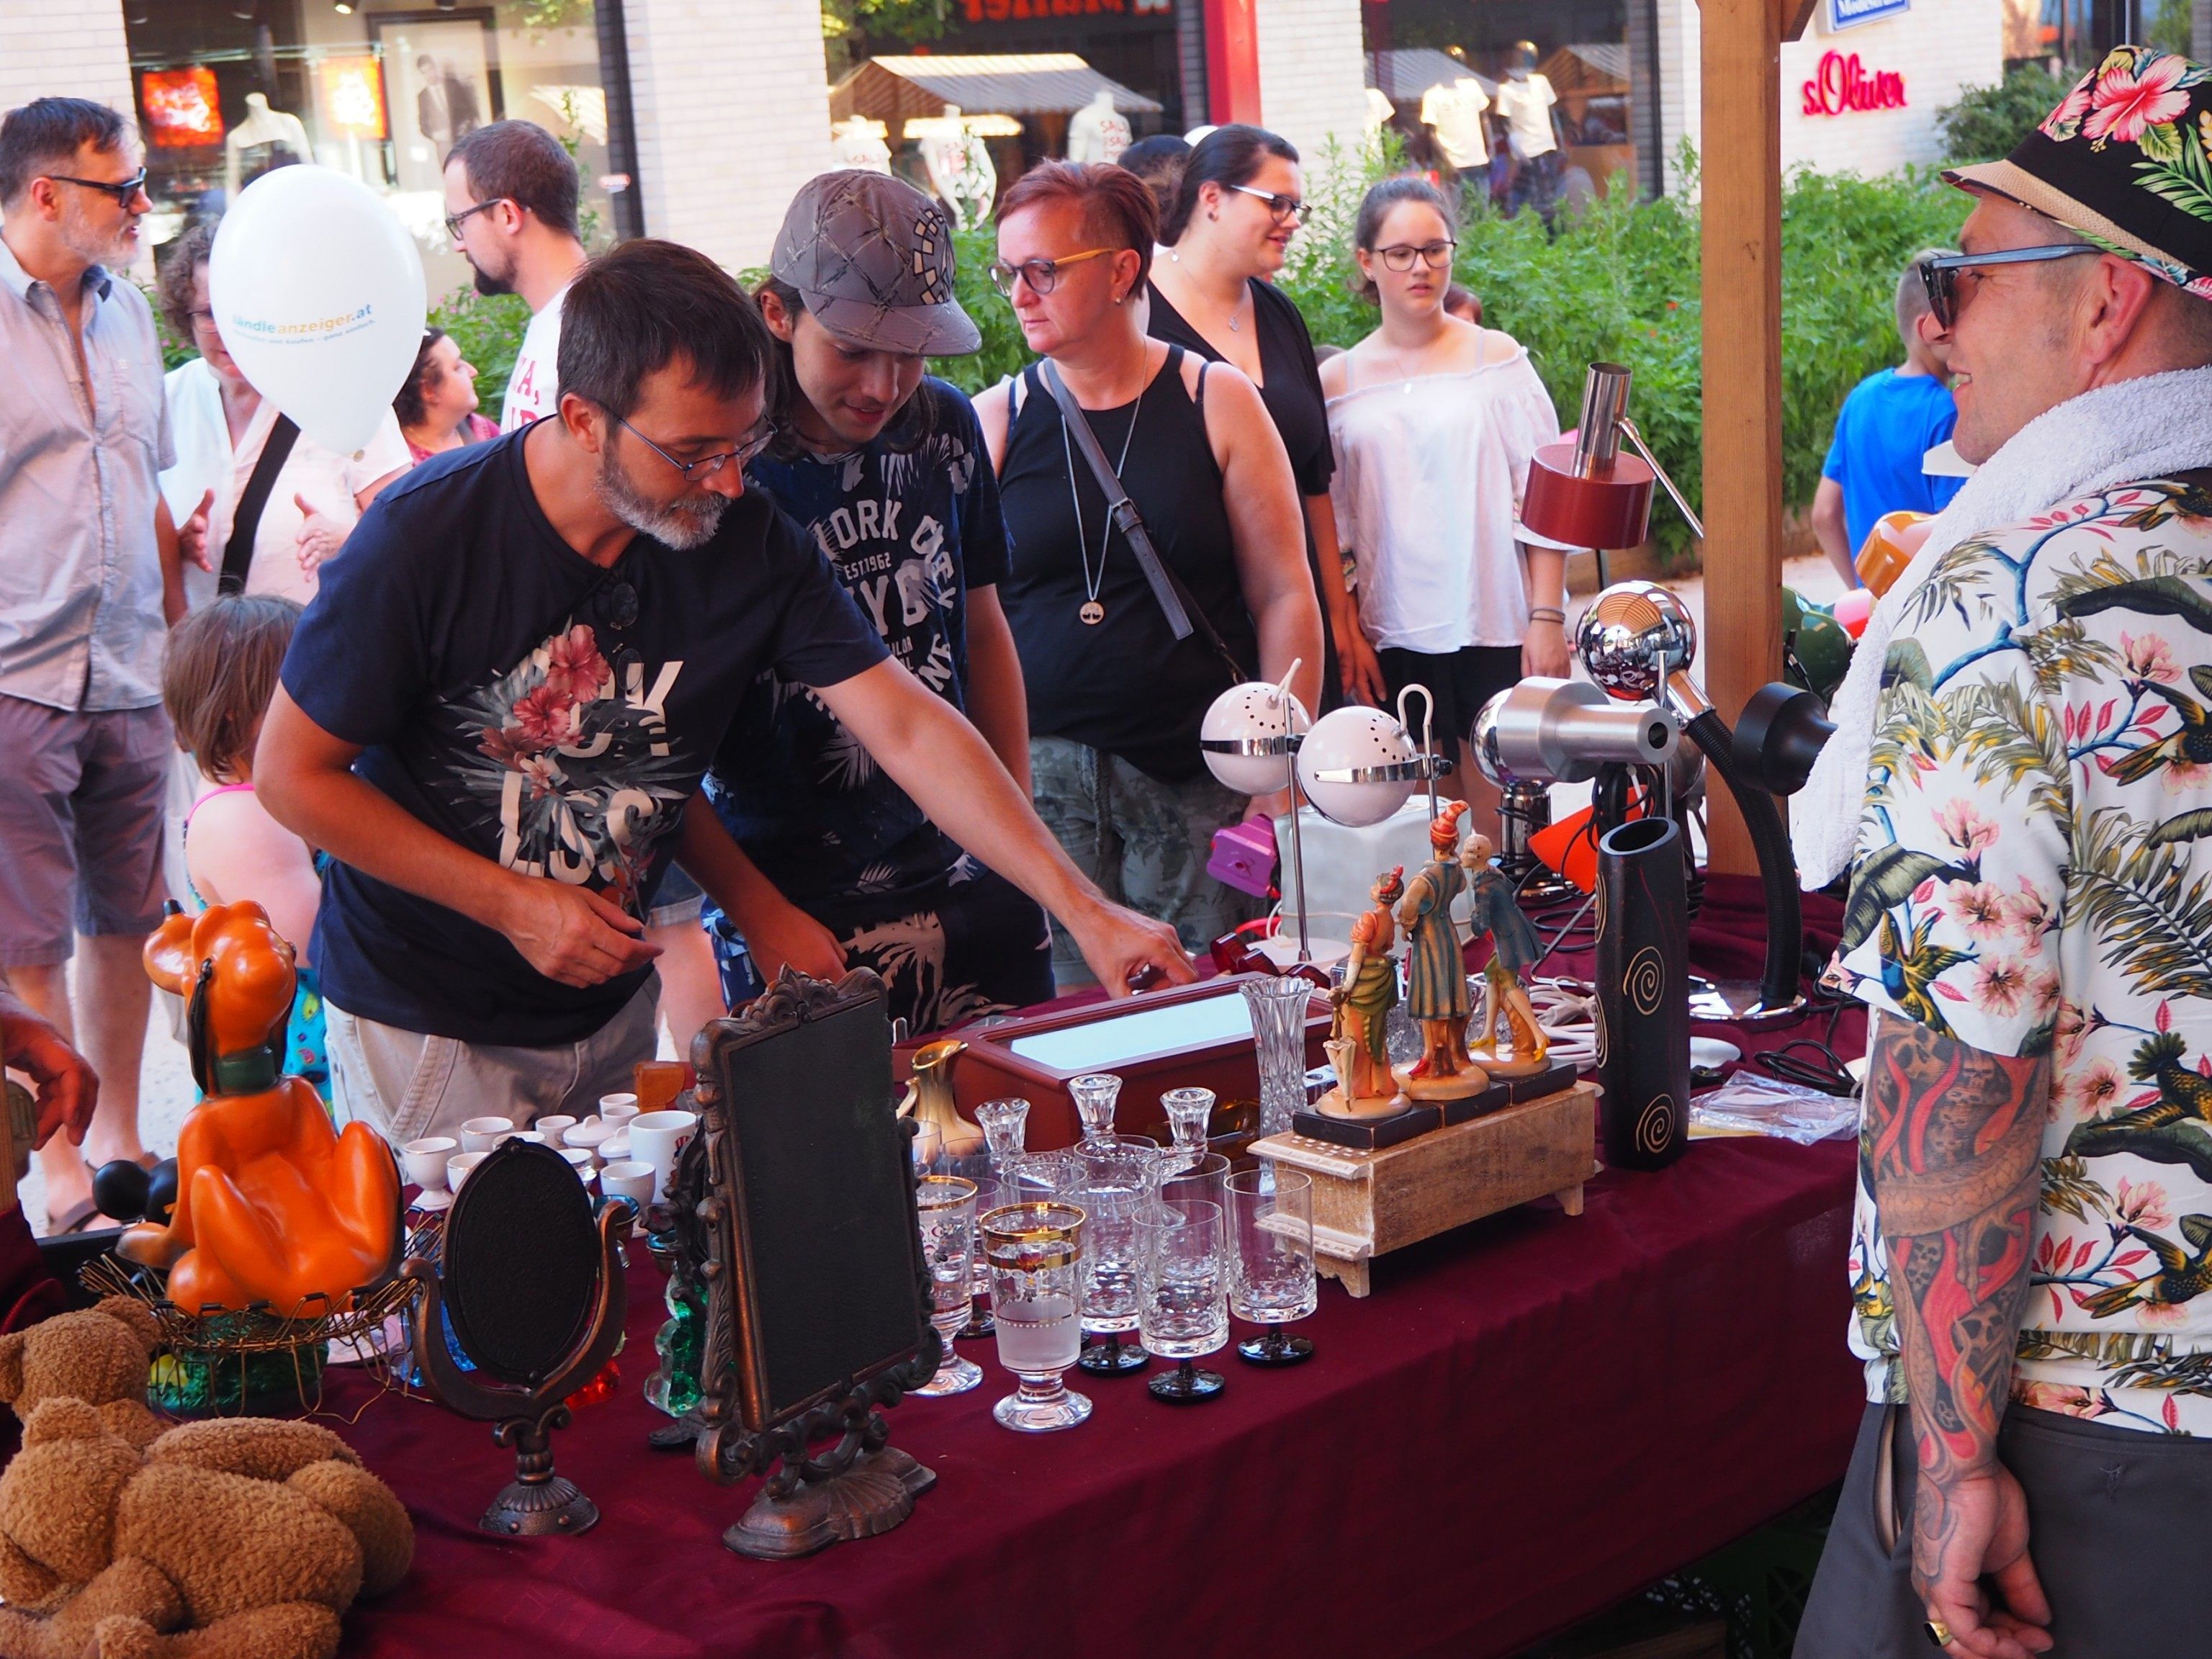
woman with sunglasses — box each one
[156,220,410,608]
[1145,125,1380,709]
[1320,177,1573,826]
[975,161,1323,986]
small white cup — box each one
[510,1130,547,1146]
[557,1145,595,1177]
[598,1094,640,1129]
[401,1136,459,1191]
[534,1114,578,1146]
[447,1150,490,1190]
[460,1116,515,1153]
[627,1109,699,1200]
[599,1159,657,1206]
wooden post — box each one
[1695,0,1791,876]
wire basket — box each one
[79,1246,425,1420]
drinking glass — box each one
[1069,1072,1123,1147]
[910,1120,942,1174]
[933,1148,999,1339]
[1072,1138,1161,1376]
[1138,1198,1230,1402]
[913,1176,983,1395]
[1159,1087,1214,1175]
[1241,977,1315,1139]
[1157,1151,1230,1220]
[1227,1166,1319,1365]
[981,1200,1092,1432]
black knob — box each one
[145,1159,179,1227]
[91,1159,150,1223]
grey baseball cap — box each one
[771,170,981,356]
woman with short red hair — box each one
[976,161,1322,985]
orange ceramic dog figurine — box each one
[125,903,400,1316]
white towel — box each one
[1791,365,2212,891]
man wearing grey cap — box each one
[702,171,1056,1032]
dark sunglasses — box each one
[48,168,148,208]
[1918,245,2104,331]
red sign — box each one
[963,0,1127,19]
[1800,50,1905,117]
[140,67,224,148]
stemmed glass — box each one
[1241,978,1316,1139]
[1071,1138,1160,1376]
[981,1200,1092,1432]
[1069,1072,1124,1148]
[1159,1087,1215,1175]
[912,1176,983,1395]
[1138,1198,1231,1402]
[1228,1166,1319,1365]
[964,1098,1032,1338]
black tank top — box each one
[999,344,1257,783]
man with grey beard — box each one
[255,239,1190,1138]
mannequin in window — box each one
[223,93,310,196]
[1419,76,1491,174]
[1491,42,1564,222]
[1066,89,1131,165]
[830,116,893,173]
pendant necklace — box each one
[1063,372,1144,626]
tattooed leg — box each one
[1865,1012,2055,1659]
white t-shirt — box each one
[1493,74,1559,160]
[1419,79,1491,169]
[501,283,569,431]
[1326,341,1575,653]
[158,357,412,606]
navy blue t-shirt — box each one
[706,380,1009,909]
[282,426,888,1046]
[1821,367,1966,559]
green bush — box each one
[1936,63,2077,163]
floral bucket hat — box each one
[1944,44,2212,298]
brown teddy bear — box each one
[0,1299,413,1659]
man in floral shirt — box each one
[1797,47,2212,1659]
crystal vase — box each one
[1240,977,1313,1140]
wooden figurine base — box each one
[1501,1059,1582,1102]
[1291,1104,1440,1150]
[1439,1082,1510,1125]
[1253,1082,1599,1298]
[724,1447,937,1560]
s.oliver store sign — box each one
[1801,50,1906,117]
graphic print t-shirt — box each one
[500,285,567,433]
[706,380,1009,910]
[282,428,888,1046]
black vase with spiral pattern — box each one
[1594,814,1690,1170]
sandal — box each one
[46,1197,107,1235]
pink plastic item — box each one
[1208,816,1279,899]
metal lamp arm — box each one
[1617,417,1704,542]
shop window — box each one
[1362,0,1654,214]
[126,0,639,300]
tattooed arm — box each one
[1866,1014,2056,1659]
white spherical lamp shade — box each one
[1295,706,1420,827]
[1200,680,1311,795]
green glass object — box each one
[644,1272,703,1419]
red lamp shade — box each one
[1522,439,1655,552]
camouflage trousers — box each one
[1030,736,1260,986]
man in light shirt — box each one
[441,120,588,431]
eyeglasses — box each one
[442,198,508,240]
[989,247,1117,297]
[611,410,777,479]
[1374,239,1457,272]
[1918,244,2103,331]
[1228,183,1303,225]
[187,307,220,334]
[47,168,148,209]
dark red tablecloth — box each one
[335,1134,1860,1659]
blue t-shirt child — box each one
[280,427,887,1048]
[1821,367,1967,560]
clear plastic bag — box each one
[1689,1070,1858,1145]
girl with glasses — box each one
[974,161,1323,988]
[1146,125,1379,711]
[1320,176,1575,827]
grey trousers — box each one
[1796,1401,2212,1658]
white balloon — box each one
[209,165,427,454]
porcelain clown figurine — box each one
[1320,866,1404,1118]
